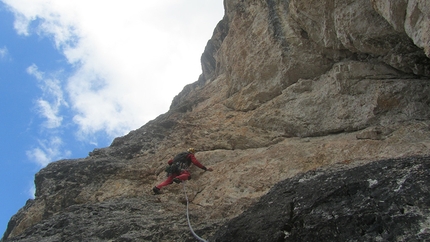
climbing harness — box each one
[182,182,208,242]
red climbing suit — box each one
[155,153,207,190]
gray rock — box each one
[211,155,430,242]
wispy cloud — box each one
[26,64,43,80]
[0,46,9,60]
[25,64,70,166]
[26,136,71,167]
[26,64,67,129]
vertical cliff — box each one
[3,0,430,241]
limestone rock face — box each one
[3,0,430,241]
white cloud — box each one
[36,99,63,129]
[25,64,70,167]
[26,136,71,167]
[3,0,224,141]
[26,64,67,129]
[26,64,43,80]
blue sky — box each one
[0,0,224,235]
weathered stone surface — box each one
[211,155,430,242]
[371,0,430,58]
[2,0,430,241]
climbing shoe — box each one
[153,186,161,195]
[173,178,182,184]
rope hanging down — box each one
[182,182,208,242]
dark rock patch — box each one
[211,156,430,242]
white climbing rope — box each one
[182,181,208,242]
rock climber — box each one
[153,148,213,194]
